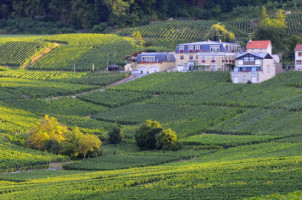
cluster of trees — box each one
[135,120,181,151]
[254,6,287,51]
[27,115,102,159]
[0,0,287,31]
[207,23,235,42]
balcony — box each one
[233,66,262,74]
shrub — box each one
[108,125,124,144]
[135,120,181,151]
[135,120,163,150]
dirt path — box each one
[44,74,144,101]
[49,162,73,170]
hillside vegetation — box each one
[0,64,302,199]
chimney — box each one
[249,38,252,43]
[208,39,210,43]
[219,39,222,43]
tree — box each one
[132,30,145,46]
[207,23,235,42]
[254,6,287,51]
[108,125,124,144]
[135,120,181,151]
[27,115,67,152]
[78,133,102,159]
[156,128,178,150]
[64,127,102,159]
[135,120,163,150]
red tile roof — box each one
[295,44,302,51]
[246,40,271,49]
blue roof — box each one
[136,52,175,62]
[236,52,273,60]
[175,40,241,53]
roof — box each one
[236,52,273,60]
[179,40,240,46]
[136,52,175,62]
[295,44,302,51]
[246,40,271,49]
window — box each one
[250,57,255,61]
[255,59,261,65]
[212,57,216,62]
[244,57,249,62]
[243,76,247,81]
[267,65,270,73]
[238,60,243,65]
[188,46,194,52]
[210,45,220,52]
[299,52,302,56]
[142,56,155,62]
[189,55,193,60]
[180,55,184,60]
[179,46,184,53]
[212,65,216,71]
[195,45,200,52]
[234,67,239,74]
[196,55,198,59]
[167,55,170,61]
[252,67,257,73]
[202,57,206,62]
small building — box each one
[125,52,175,74]
[108,64,120,72]
[230,52,282,84]
[294,44,302,71]
[246,40,272,54]
[175,40,241,71]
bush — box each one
[108,125,124,144]
[135,120,163,150]
[135,120,181,151]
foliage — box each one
[254,6,287,51]
[108,125,124,144]
[135,120,163,150]
[156,128,179,150]
[207,23,235,42]
[64,127,102,159]
[27,115,68,153]
[131,31,145,46]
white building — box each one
[295,44,302,71]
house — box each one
[294,44,302,71]
[175,39,241,71]
[246,40,272,54]
[230,52,282,83]
[125,52,175,74]
[108,64,120,72]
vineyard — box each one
[0,36,302,199]
[29,34,141,71]
[118,20,217,41]
[226,12,302,37]
[0,34,140,71]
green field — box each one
[0,32,302,199]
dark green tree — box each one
[135,120,163,150]
[108,125,124,144]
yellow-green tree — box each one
[132,31,145,46]
[27,115,67,153]
[255,6,287,51]
[64,127,102,159]
[208,23,235,42]
[156,128,178,150]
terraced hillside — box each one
[0,34,140,71]
[0,68,302,199]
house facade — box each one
[125,52,175,74]
[175,40,241,71]
[230,53,278,83]
[295,44,302,71]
